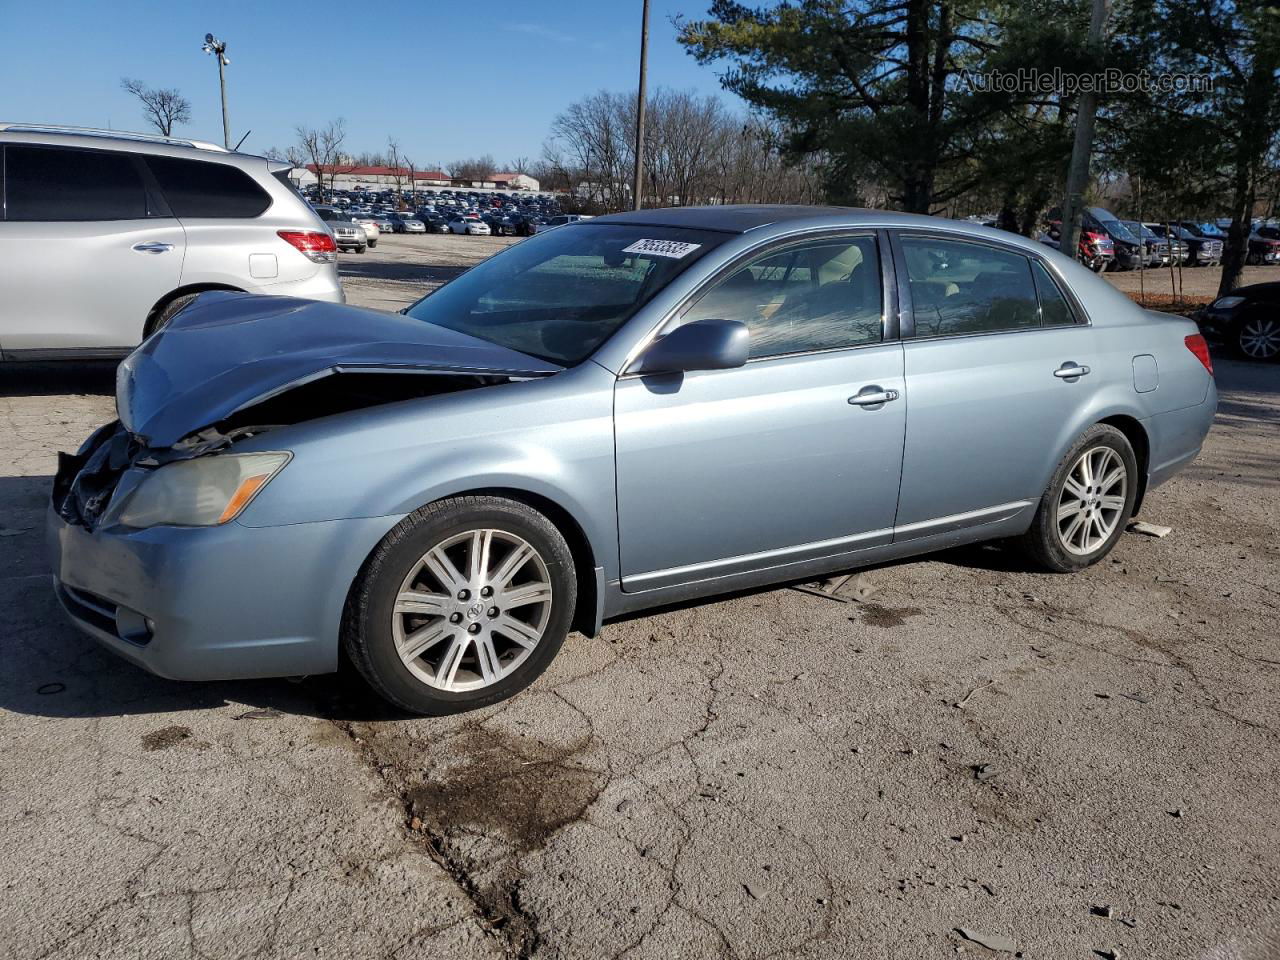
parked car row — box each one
[1035,208,1231,272]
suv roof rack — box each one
[0,123,230,153]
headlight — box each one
[1211,296,1245,310]
[117,452,290,528]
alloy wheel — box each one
[1056,446,1128,556]
[391,529,553,692]
[1239,317,1280,360]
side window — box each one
[144,156,271,218]
[901,236,1039,337]
[5,145,148,221]
[682,235,883,359]
[1031,259,1077,326]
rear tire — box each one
[343,496,577,715]
[1019,424,1138,573]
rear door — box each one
[890,231,1097,537]
[0,144,185,354]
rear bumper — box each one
[1145,383,1217,492]
[259,268,345,304]
[49,507,396,680]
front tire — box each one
[1019,425,1137,572]
[343,496,577,715]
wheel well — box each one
[145,284,244,337]
[457,487,600,638]
[1099,414,1150,513]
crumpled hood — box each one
[117,292,561,447]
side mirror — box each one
[633,319,749,375]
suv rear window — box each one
[145,156,271,218]
[5,145,150,221]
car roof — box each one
[589,205,1069,250]
[0,123,281,171]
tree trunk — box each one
[1217,46,1278,296]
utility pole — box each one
[632,0,649,211]
[1058,0,1111,261]
[202,33,231,149]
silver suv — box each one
[0,124,344,360]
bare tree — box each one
[295,119,347,196]
[541,87,821,212]
[386,137,406,203]
[448,155,497,183]
[120,78,191,136]
[508,156,533,174]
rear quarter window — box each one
[145,156,271,218]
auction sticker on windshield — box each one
[622,239,703,259]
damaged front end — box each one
[53,368,544,531]
[54,292,564,530]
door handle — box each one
[132,242,174,254]
[848,387,900,407]
[1053,362,1091,380]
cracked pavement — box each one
[2,240,1278,958]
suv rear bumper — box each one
[258,268,344,303]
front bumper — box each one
[49,507,398,681]
[1195,306,1239,342]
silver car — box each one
[0,124,344,359]
[50,207,1216,715]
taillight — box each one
[1185,334,1214,375]
[277,230,337,264]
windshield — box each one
[1096,214,1138,243]
[404,223,726,365]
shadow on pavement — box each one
[0,476,406,723]
[338,261,466,286]
[0,361,118,397]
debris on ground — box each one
[1120,691,1153,704]
[35,682,65,695]
[973,763,1000,782]
[1169,808,1184,818]
[1093,949,1119,959]
[954,680,996,709]
[1091,904,1114,919]
[743,882,765,901]
[1128,520,1173,538]
[954,927,1017,953]
[234,708,282,720]
[792,572,878,604]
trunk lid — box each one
[118,291,561,447]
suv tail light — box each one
[1185,334,1214,375]
[277,230,337,264]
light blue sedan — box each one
[50,206,1217,714]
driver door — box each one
[614,233,907,593]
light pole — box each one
[201,33,231,149]
[631,0,649,211]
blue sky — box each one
[0,0,737,168]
